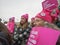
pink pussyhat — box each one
[9,17,15,22]
[21,14,28,21]
[35,10,52,23]
[44,9,52,13]
[11,17,15,21]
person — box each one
[13,14,31,45]
[57,5,60,21]
[55,6,60,28]
[30,17,35,27]
[0,22,12,45]
[50,9,58,24]
[27,10,60,45]
[7,17,15,34]
[34,9,60,30]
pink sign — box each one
[27,27,60,45]
[42,0,58,10]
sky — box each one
[0,0,44,22]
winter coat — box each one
[0,32,10,45]
[13,26,31,45]
[7,22,15,34]
[27,27,60,45]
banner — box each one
[42,0,58,10]
[27,27,60,45]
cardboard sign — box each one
[27,27,60,45]
[42,0,58,10]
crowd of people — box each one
[0,6,60,45]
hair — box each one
[18,20,28,30]
[44,22,60,30]
[37,18,60,30]
[0,22,12,44]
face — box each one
[34,18,44,26]
[20,17,27,24]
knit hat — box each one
[9,17,15,22]
[11,17,15,21]
[21,14,28,21]
[35,10,52,23]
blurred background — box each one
[0,0,44,22]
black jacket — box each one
[56,36,60,45]
[0,32,10,45]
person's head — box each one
[0,22,12,44]
[20,14,28,25]
[35,10,52,27]
[4,21,7,24]
[9,17,15,22]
